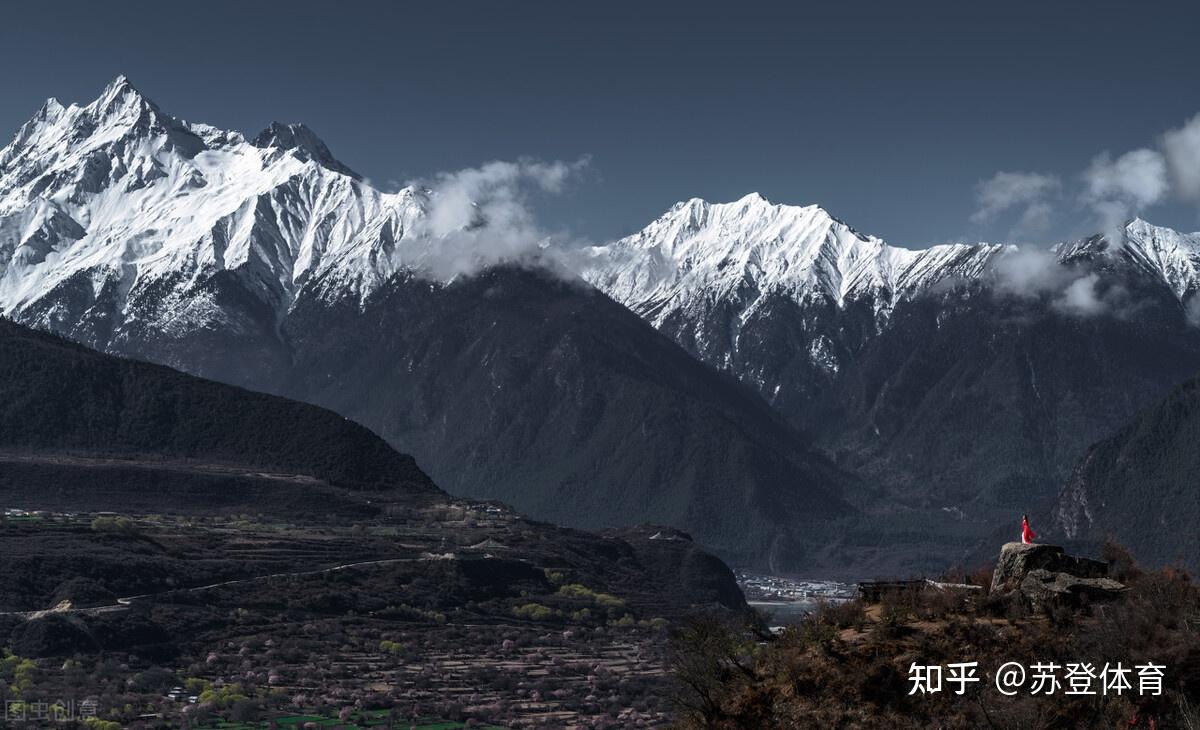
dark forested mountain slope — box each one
[0,316,748,621]
[276,266,855,570]
[0,318,437,495]
[813,288,1200,523]
[585,197,1200,569]
[1051,373,1200,572]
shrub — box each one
[379,640,405,655]
[198,682,248,708]
[512,603,556,621]
[0,649,36,692]
[557,583,625,608]
[814,598,866,630]
[89,516,137,534]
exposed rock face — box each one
[990,542,1106,592]
[1019,569,1127,610]
[990,542,1124,609]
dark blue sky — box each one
[2,0,1198,246]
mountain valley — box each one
[3,77,1199,575]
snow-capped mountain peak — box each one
[1057,217,1200,300]
[91,74,156,117]
[252,121,361,179]
[581,194,1002,326]
[0,76,432,338]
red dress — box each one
[1022,517,1037,545]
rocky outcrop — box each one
[609,526,747,611]
[990,542,1125,609]
[990,543,1107,593]
[1018,569,1127,610]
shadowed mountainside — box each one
[277,266,856,570]
[1051,373,1200,573]
[0,317,437,495]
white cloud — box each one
[991,249,1132,319]
[970,111,1200,244]
[970,171,1061,239]
[1053,274,1107,316]
[1080,148,1169,240]
[1082,148,1169,208]
[1162,112,1200,203]
[1012,201,1055,239]
[1187,295,1200,328]
[406,157,589,280]
[991,247,1072,297]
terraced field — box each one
[0,504,739,727]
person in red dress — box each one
[1021,514,1037,544]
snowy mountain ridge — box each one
[1057,217,1200,301]
[580,193,1200,331]
[0,76,439,335]
[580,193,1001,325]
[4,77,1200,346]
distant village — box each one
[736,572,854,602]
